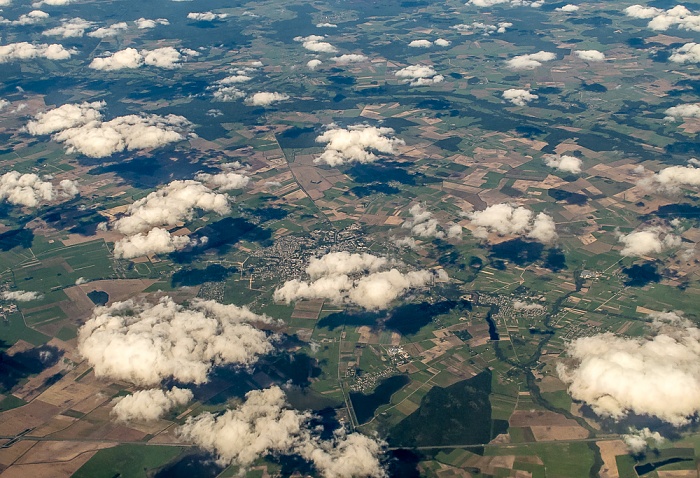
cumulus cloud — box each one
[506,51,556,70]
[544,154,583,174]
[395,64,444,86]
[316,22,337,28]
[113,227,193,258]
[434,38,451,46]
[307,59,322,70]
[331,54,368,64]
[2,10,50,25]
[135,17,169,29]
[26,101,192,158]
[617,226,681,257]
[638,163,700,194]
[87,22,128,38]
[42,17,95,37]
[1,290,43,301]
[274,252,438,310]
[401,204,446,238]
[112,387,192,422]
[101,46,185,71]
[179,386,385,477]
[32,0,73,6]
[467,0,543,7]
[113,180,230,236]
[575,50,606,61]
[670,42,700,63]
[187,12,228,21]
[557,4,579,12]
[314,125,405,166]
[408,39,432,48]
[78,297,276,386]
[625,4,700,32]
[451,22,512,34]
[244,92,290,106]
[623,428,664,454]
[557,311,700,426]
[468,203,558,244]
[294,35,337,53]
[0,42,75,63]
[513,300,544,311]
[195,172,250,191]
[0,171,78,207]
[664,103,700,120]
[502,88,538,106]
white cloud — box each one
[294,35,337,53]
[506,51,556,70]
[87,22,128,38]
[314,125,405,166]
[135,17,169,29]
[32,0,74,6]
[408,39,432,48]
[575,50,605,61]
[557,4,579,12]
[625,4,700,32]
[274,252,438,310]
[502,88,538,106]
[307,59,322,70]
[187,11,228,21]
[78,297,276,386]
[617,226,681,257]
[402,204,445,239]
[3,10,50,25]
[664,103,700,120]
[113,227,193,258]
[434,38,451,46]
[638,163,700,194]
[513,300,544,311]
[669,42,700,63]
[467,0,543,7]
[244,92,290,106]
[468,203,558,244]
[394,236,418,249]
[316,22,337,28]
[179,386,385,477]
[195,171,250,191]
[451,21,512,34]
[112,387,193,422]
[624,5,662,19]
[142,47,185,69]
[218,74,252,84]
[212,86,245,101]
[395,64,444,86]
[544,154,582,174]
[114,179,230,236]
[89,48,144,70]
[0,42,75,63]
[623,428,664,454]
[1,290,43,301]
[42,17,94,38]
[0,171,78,207]
[27,101,192,158]
[557,311,700,426]
[331,54,368,64]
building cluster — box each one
[250,225,368,282]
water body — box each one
[350,374,410,424]
[635,458,694,475]
[86,291,109,306]
[154,453,224,478]
[485,308,500,341]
